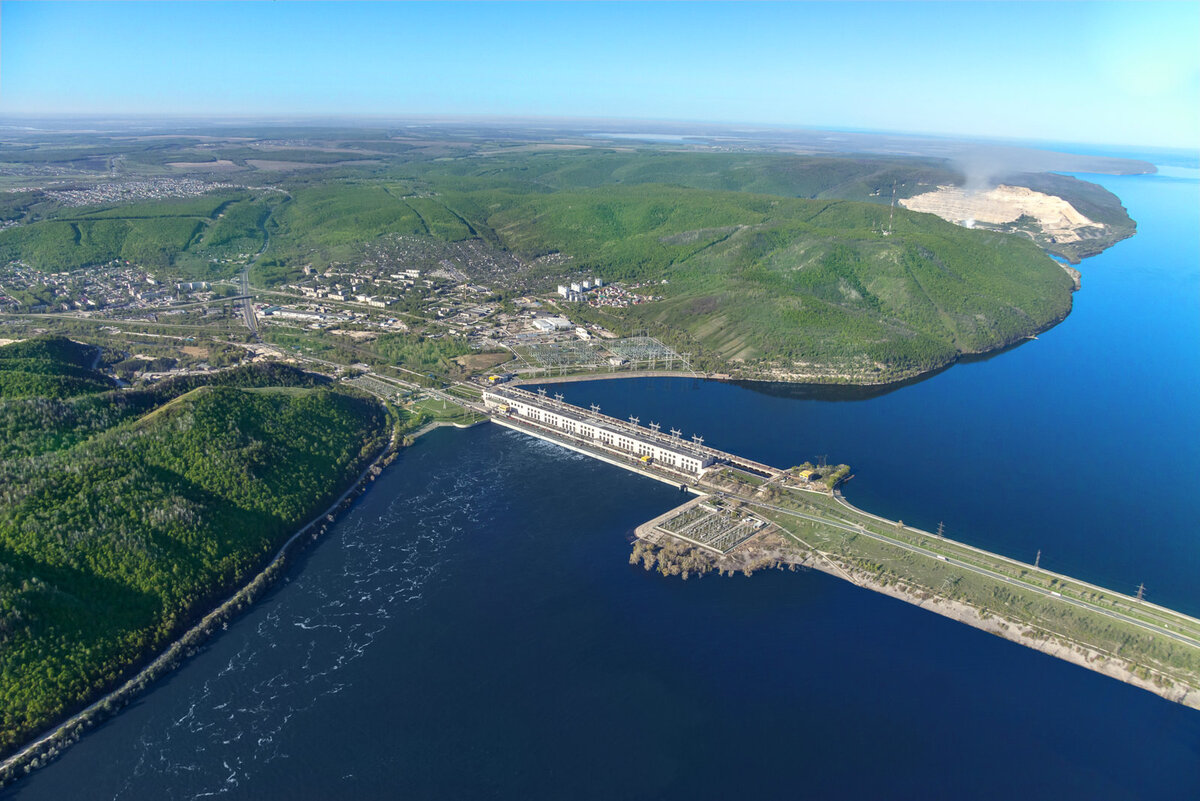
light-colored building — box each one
[483,387,712,474]
[532,315,573,332]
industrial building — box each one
[483,386,713,475]
[531,316,573,332]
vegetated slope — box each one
[0,358,330,461]
[0,359,388,754]
[0,190,276,276]
[423,148,1134,265]
[456,184,1073,380]
[0,336,115,399]
[251,182,430,284]
[429,149,960,203]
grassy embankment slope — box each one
[0,338,390,755]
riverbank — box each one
[0,414,405,787]
[514,308,1070,393]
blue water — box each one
[5,169,1199,798]
[542,170,1200,615]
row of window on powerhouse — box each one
[484,392,711,473]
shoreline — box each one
[407,417,488,439]
[514,308,1071,393]
[0,417,404,787]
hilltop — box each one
[0,343,390,755]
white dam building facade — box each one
[483,386,714,475]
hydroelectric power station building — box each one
[483,386,714,475]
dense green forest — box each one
[0,338,389,754]
[0,336,115,400]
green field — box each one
[0,339,389,753]
[409,395,486,426]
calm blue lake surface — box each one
[6,169,1199,799]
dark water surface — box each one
[7,170,1199,799]
[547,170,1200,615]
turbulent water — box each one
[6,167,1200,799]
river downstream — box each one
[5,168,1199,798]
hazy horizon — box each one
[2,2,1197,151]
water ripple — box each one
[102,433,527,800]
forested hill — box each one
[438,182,1075,381]
[0,336,114,399]
[0,348,389,755]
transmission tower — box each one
[937,521,945,539]
[629,415,640,426]
[692,434,704,447]
[1035,549,1041,570]
[1136,582,1146,602]
[670,428,682,439]
[649,422,661,433]
[537,387,547,397]
[589,403,601,414]
[554,392,564,403]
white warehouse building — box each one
[483,387,713,474]
[531,316,573,332]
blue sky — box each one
[2,1,1197,149]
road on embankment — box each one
[740,495,1200,652]
[238,268,257,336]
